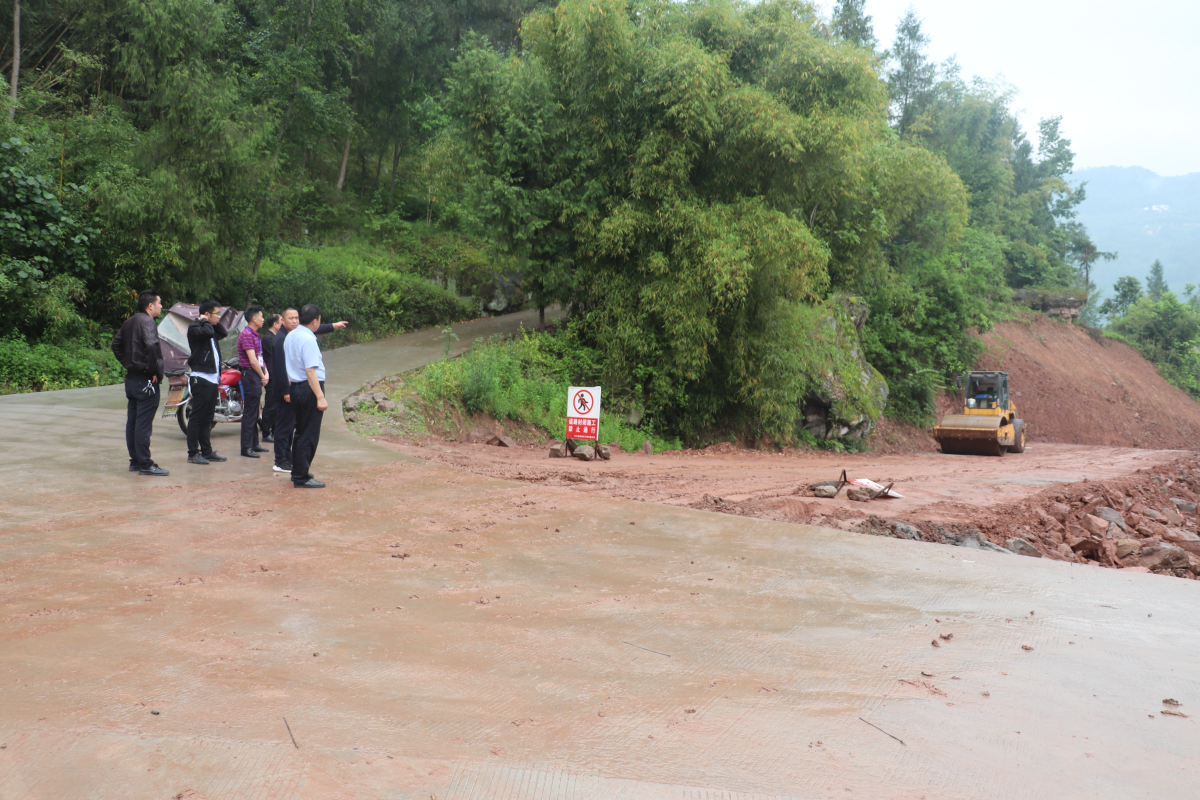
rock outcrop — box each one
[795,296,888,441]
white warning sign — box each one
[566,386,601,441]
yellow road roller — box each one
[934,371,1025,456]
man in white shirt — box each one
[283,303,329,488]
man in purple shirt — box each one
[237,306,271,458]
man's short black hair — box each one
[137,289,160,312]
[299,304,322,326]
[245,305,262,321]
[265,313,280,328]
[198,300,220,315]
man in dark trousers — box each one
[258,313,281,442]
[284,304,328,488]
[186,300,230,465]
[271,308,348,473]
[111,289,169,476]
[236,306,271,458]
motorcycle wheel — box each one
[176,401,217,436]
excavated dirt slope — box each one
[962,313,1200,448]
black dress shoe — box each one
[139,464,170,476]
[262,434,274,443]
[129,463,139,472]
[293,478,325,488]
[203,452,227,462]
[188,453,210,465]
[252,444,269,453]
[241,449,261,458]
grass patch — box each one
[405,331,682,453]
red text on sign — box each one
[566,417,598,440]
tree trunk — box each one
[8,0,19,122]
[539,305,545,328]
[372,146,384,196]
[335,136,351,192]
[387,142,400,211]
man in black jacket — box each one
[185,300,230,465]
[271,308,348,472]
[111,289,169,476]
[258,313,281,442]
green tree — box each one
[450,0,966,440]
[1099,276,1142,319]
[886,9,934,135]
[831,0,876,50]
[1109,291,1200,399]
[1146,258,1168,301]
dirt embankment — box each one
[963,314,1200,449]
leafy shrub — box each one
[1107,291,1200,400]
[249,247,476,343]
[0,337,122,393]
[411,331,682,453]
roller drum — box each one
[934,415,1004,457]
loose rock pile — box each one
[343,390,402,421]
[868,458,1200,578]
[547,439,614,461]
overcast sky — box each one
[818,1,1200,176]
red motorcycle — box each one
[155,303,249,435]
[165,357,246,434]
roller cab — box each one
[934,371,1026,456]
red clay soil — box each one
[358,311,1200,578]
[962,313,1200,449]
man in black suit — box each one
[185,300,229,465]
[271,308,348,473]
[259,313,281,442]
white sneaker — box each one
[273,463,291,473]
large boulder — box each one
[1007,538,1043,557]
[1093,507,1130,535]
[794,297,888,441]
[1171,498,1197,515]
[1161,527,1200,555]
[1140,542,1190,572]
[1012,289,1087,320]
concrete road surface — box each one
[1,309,1197,799]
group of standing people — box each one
[112,290,343,489]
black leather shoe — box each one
[139,464,170,476]
[252,444,269,453]
[262,434,274,443]
[203,452,227,462]
[293,478,325,488]
[129,463,139,472]
[241,449,261,458]
[188,453,210,465]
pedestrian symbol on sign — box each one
[573,390,593,414]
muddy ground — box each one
[363,423,1200,578]
[346,311,1200,577]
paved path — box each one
[1,309,1198,799]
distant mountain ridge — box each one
[1070,166,1200,298]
